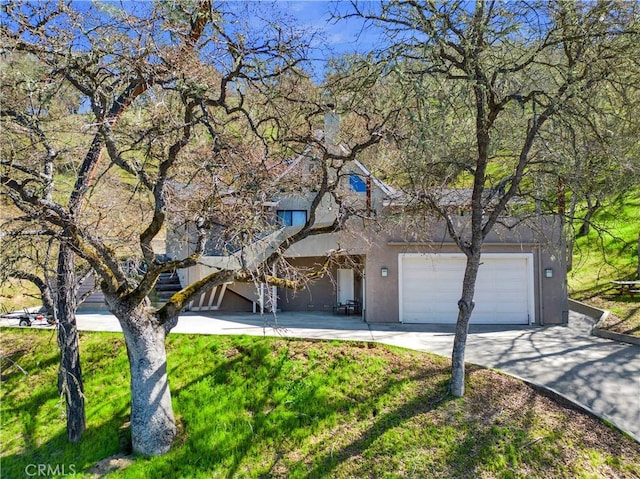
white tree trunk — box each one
[450,252,481,397]
[114,302,177,456]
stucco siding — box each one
[364,240,567,325]
[174,211,567,325]
[259,215,567,325]
[278,257,337,312]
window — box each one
[277,210,307,226]
[349,173,367,193]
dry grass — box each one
[587,295,640,337]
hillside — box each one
[569,190,640,334]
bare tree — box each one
[0,45,93,441]
[1,0,389,455]
[345,0,639,396]
[1,206,107,443]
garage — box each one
[399,253,534,324]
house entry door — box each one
[337,268,354,304]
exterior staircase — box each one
[154,271,182,303]
[75,263,184,310]
[184,228,289,312]
[76,275,107,311]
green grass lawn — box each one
[569,191,640,336]
[1,329,639,478]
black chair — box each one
[346,299,362,315]
[333,303,348,315]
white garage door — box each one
[399,253,534,324]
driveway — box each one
[11,309,640,442]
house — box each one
[167,142,568,326]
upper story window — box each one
[277,210,307,226]
[349,173,367,193]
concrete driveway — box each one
[20,309,640,442]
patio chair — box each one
[333,303,349,315]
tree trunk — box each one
[566,190,579,272]
[116,302,177,456]
[40,281,56,318]
[450,252,481,397]
[577,196,600,237]
[56,243,86,443]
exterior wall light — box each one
[544,268,553,278]
[381,267,388,277]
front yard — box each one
[2,328,639,478]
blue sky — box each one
[275,1,384,74]
[281,1,380,53]
[74,1,383,80]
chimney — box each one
[324,103,339,146]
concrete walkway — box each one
[9,309,639,442]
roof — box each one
[383,187,526,209]
[272,140,398,200]
[352,159,398,198]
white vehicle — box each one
[0,306,55,327]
